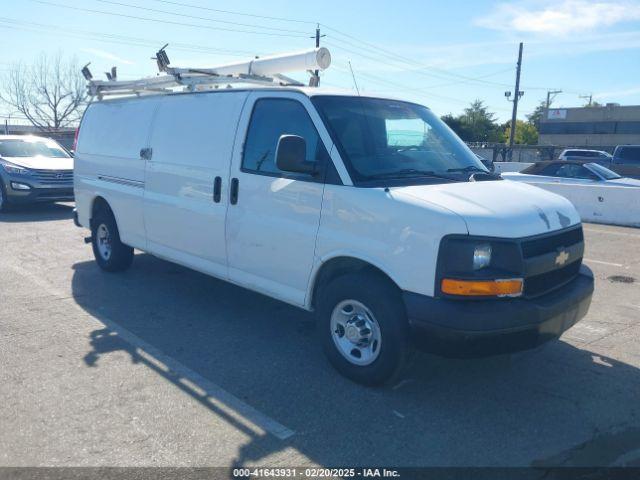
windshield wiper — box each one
[446,165,486,173]
[365,169,459,181]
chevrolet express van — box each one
[74,88,594,385]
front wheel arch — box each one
[309,256,402,311]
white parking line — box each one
[7,264,295,441]
[584,258,624,268]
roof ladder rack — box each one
[85,46,332,99]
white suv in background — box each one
[74,88,594,385]
[558,148,613,164]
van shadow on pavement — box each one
[71,254,640,467]
[0,202,74,223]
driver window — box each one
[242,98,329,179]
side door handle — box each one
[213,176,222,203]
[230,178,239,205]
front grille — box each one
[524,260,582,297]
[521,226,584,297]
[521,226,583,259]
[31,169,73,185]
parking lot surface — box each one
[1,203,639,467]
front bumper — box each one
[1,175,74,204]
[403,265,594,358]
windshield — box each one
[587,162,622,179]
[312,96,486,184]
[0,139,70,158]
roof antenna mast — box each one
[348,61,360,96]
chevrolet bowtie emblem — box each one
[555,249,570,266]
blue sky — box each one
[2,0,640,122]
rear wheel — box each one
[91,208,133,272]
[318,272,408,386]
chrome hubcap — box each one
[96,224,112,260]
[330,299,381,366]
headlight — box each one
[437,236,523,297]
[473,244,492,270]
[1,162,30,175]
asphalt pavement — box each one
[1,203,639,467]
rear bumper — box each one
[403,265,594,358]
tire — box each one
[91,207,134,272]
[317,272,408,386]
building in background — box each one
[538,104,640,148]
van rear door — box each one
[75,99,156,248]
[225,92,333,306]
[144,92,248,278]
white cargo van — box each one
[74,86,594,385]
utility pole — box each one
[579,93,593,106]
[310,24,325,87]
[546,89,562,109]
[507,42,524,160]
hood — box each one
[391,180,580,238]
[0,155,73,171]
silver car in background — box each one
[0,135,74,211]
[558,148,613,164]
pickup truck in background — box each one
[611,145,640,179]
[558,146,640,179]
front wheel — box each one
[317,273,408,386]
[91,208,133,272]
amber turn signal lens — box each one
[441,278,523,297]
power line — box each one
[147,0,315,25]
[322,24,517,88]
[0,17,261,58]
[321,24,575,94]
[330,63,512,111]
[92,0,310,35]
[81,0,521,91]
[425,66,516,89]
[13,1,574,99]
[28,0,310,38]
[324,39,515,90]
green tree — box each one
[441,100,502,143]
[503,119,538,145]
[441,113,469,139]
[462,100,502,142]
[526,101,547,127]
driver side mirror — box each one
[275,135,316,175]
